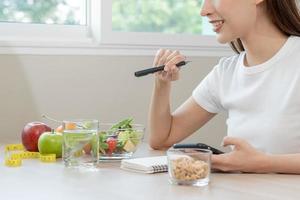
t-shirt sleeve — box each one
[192,61,224,114]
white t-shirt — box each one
[192,36,300,154]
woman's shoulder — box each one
[218,53,241,66]
[283,35,300,54]
[290,35,300,42]
[290,35,300,50]
[214,53,243,74]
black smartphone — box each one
[173,143,224,155]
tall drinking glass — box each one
[62,119,99,168]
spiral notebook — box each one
[120,156,168,174]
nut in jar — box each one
[167,148,212,186]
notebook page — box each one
[121,156,167,172]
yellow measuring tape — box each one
[4,144,56,167]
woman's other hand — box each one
[153,49,186,82]
[212,137,269,173]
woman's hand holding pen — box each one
[153,49,186,82]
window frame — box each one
[0,0,233,56]
[99,0,221,47]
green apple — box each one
[38,130,63,158]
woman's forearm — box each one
[148,79,173,149]
[262,154,300,174]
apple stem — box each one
[42,114,62,123]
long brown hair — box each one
[230,0,300,54]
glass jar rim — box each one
[167,147,212,154]
[99,123,145,131]
[63,119,99,123]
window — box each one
[0,0,87,25]
[112,0,211,35]
[98,0,226,52]
[0,0,89,45]
[0,0,231,56]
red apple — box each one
[21,122,51,152]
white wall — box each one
[0,54,227,150]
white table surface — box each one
[1,143,300,200]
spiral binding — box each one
[4,144,56,167]
[151,164,168,173]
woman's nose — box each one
[200,0,214,16]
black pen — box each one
[134,61,191,77]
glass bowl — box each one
[167,148,211,186]
[98,123,145,160]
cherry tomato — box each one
[107,137,117,154]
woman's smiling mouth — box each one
[210,19,225,33]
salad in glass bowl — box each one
[98,118,145,160]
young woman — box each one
[148,0,300,173]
